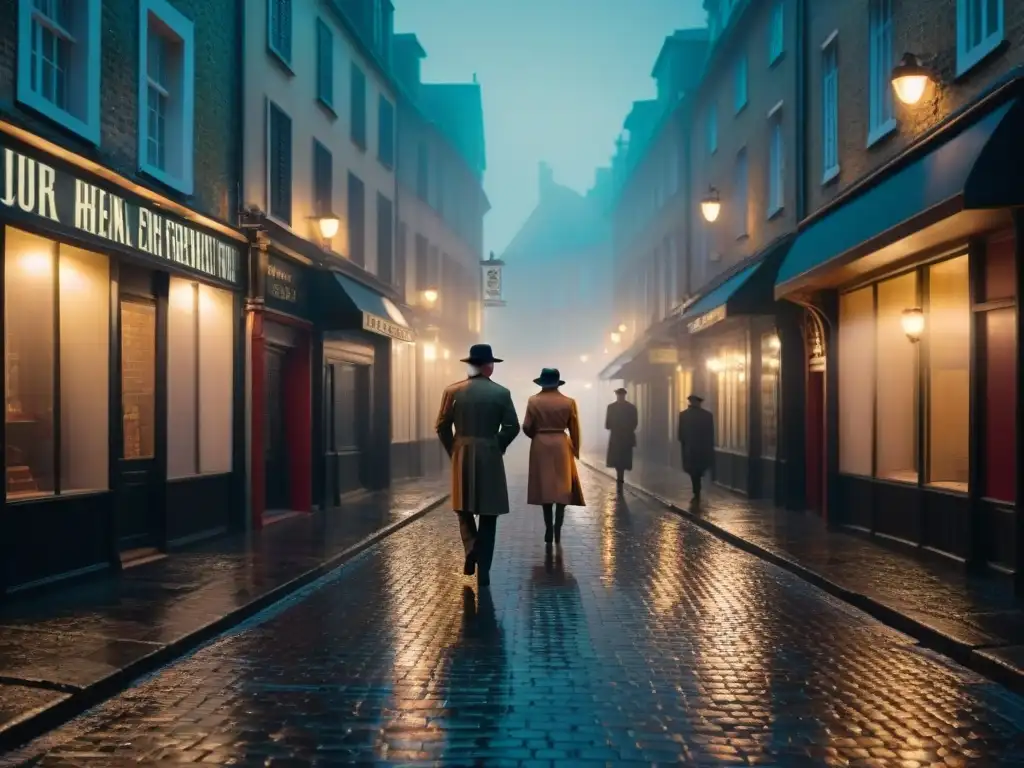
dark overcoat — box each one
[605,400,638,471]
[678,405,715,475]
[436,375,520,515]
[523,390,586,506]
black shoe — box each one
[463,552,476,576]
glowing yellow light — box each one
[610,332,621,344]
[580,354,589,363]
[891,54,932,106]
[318,216,340,239]
[423,342,437,361]
[617,323,627,333]
[19,252,51,277]
[421,288,439,305]
[901,307,925,342]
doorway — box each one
[324,360,371,503]
[264,345,290,511]
[117,292,159,553]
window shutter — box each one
[313,141,332,215]
[317,19,332,105]
[269,104,292,223]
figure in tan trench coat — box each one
[522,368,586,545]
[436,344,520,587]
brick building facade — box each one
[0,0,248,593]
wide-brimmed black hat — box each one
[614,387,628,395]
[534,368,565,387]
[688,394,704,403]
[461,343,503,364]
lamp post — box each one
[891,53,934,106]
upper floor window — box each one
[347,172,365,267]
[769,1,784,64]
[734,55,748,114]
[268,0,292,67]
[707,103,718,154]
[767,103,784,216]
[378,95,395,168]
[312,140,332,219]
[17,0,102,144]
[350,64,367,149]
[822,33,840,182]
[734,147,749,239]
[316,18,333,110]
[138,0,195,195]
[267,101,292,224]
[868,0,895,145]
[957,0,1004,75]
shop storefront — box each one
[0,128,246,593]
[676,235,802,503]
[246,227,415,528]
[774,83,1024,574]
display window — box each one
[706,336,748,452]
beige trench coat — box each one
[436,376,520,515]
[522,390,585,507]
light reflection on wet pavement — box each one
[6,443,1024,766]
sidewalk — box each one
[0,475,449,752]
[580,452,1024,692]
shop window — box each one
[983,307,1016,502]
[17,0,102,144]
[167,278,234,478]
[5,228,109,498]
[390,339,416,443]
[838,287,874,476]
[875,272,919,483]
[138,0,195,194]
[760,333,781,459]
[709,339,747,452]
[926,256,969,491]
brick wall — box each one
[0,0,241,224]
[806,0,1024,218]
[687,0,801,290]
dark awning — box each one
[678,235,794,335]
[775,96,1024,297]
[321,271,414,342]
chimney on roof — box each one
[539,161,554,201]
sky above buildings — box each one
[392,0,707,257]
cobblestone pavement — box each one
[6,443,1024,766]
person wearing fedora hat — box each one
[678,393,714,502]
[522,369,585,544]
[605,387,638,492]
[436,343,520,587]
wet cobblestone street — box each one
[6,443,1024,766]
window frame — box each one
[16,0,102,145]
[957,0,1004,76]
[734,146,749,240]
[268,0,293,69]
[836,253,972,493]
[767,101,784,218]
[137,0,195,195]
[266,99,293,226]
[350,63,368,150]
[734,55,748,114]
[315,17,334,112]
[347,172,366,267]
[821,32,840,184]
[707,103,718,154]
[312,139,332,219]
[769,0,784,65]
[867,0,896,146]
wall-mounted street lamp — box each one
[309,214,340,248]
[701,186,722,223]
[617,323,627,333]
[610,332,622,344]
[420,288,439,307]
[901,307,925,342]
[891,53,934,106]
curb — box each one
[581,459,1024,696]
[0,493,449,753]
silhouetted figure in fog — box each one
[678,394,714,503]
[436,344,520,588]
[523,368,585,545]
[605,387,637,493]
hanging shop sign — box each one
[686,304,726,335]
[0,142,242,285]
[807,313,827,372]
[481,254,505,307]
[648,347,678,365]
[362,312,414,343]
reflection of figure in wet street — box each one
[523,368,585,545]
[436,344,521,587]
[605,387,638,492]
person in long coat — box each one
[605,387,638,491]
[522,368,585,544]
[436,344,520,587]
[678,393,715,502]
